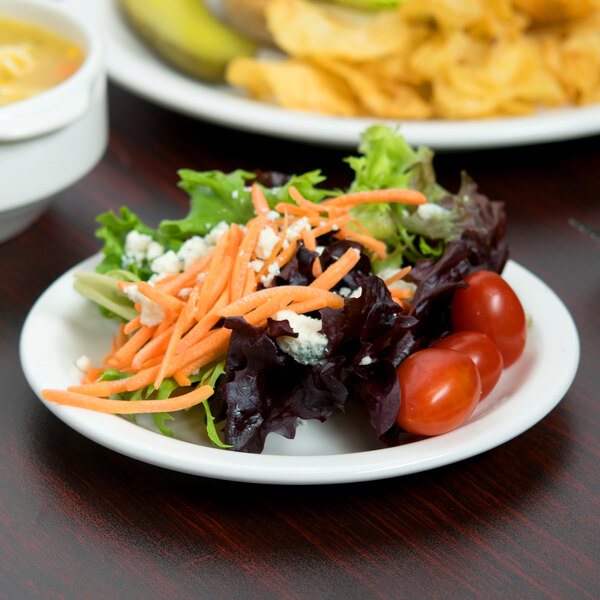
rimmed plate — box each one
[20,255,579,484]
[66,0,600,150]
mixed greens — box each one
[73,126,508,452]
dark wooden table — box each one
[2,84,599,600]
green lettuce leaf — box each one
[160,169,255,239]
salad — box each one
[42,126,525,453]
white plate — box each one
[69,0,600,150]
[20,255,579,484]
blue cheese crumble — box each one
[274,310,328,366]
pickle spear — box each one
[120,0,257,82]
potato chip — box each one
[226,57,363,116]
[411,31,564,118]
[514,0,600,23]
[314,56,432,119]
[225,0,600,120]
[536,13,600,103]
[267,0,410,61]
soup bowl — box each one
[0,0,107,243]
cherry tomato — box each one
[451,270,526,367]
[432,331,503,399]
[396,348,481,436]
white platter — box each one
[20,255,579,484]
[66,0,600,150]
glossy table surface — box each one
[2,85,599,600]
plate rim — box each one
[76,0,600,151]
[19,255,580,484]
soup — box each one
[0,16,84,106]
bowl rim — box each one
[0,0,104,136]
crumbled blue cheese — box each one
[349,287,363,298]
[260,262,280,287]
[75,355,94,372]
[123,231,154,267]
[177,235,209,270]
[359,355,373,366]
[285,217,310,244]
[266,210,281,222]
[256,226,280,260]
[204,221,229,246]
[417,202,449,220]
[274,310,328,366]
[251,259,265,273]
[151,250,180,280]
[123,284,165,327]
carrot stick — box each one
[172,371,191,387]
[251,183,270,216]
[274,203,314,217]
[321,188,426,208]
[309,248,361,290]
[157,254,211,296]
[68,364,160,397]
[196,254,233,320]
[384,266,412,286]
[42,384,213,414]
[230,216,266,301]
[288,186,322,213]
[301,227,317,252]
[243,264,258,297]
[176,328,233,378]
[335,228,387,258]
[131,325,174,370]
[389,287,414,299]
[123,315,141,336]
[129,281,185,314]
[308,215,353,237]
[107,325,155,368]
[219,285,343,318]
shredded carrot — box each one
[251,183,270,216]
[107,325,155,369]
[131,324,174,370]
[42,384,213,414]
[230,216,266,302]
[128,281,185,315]
[389,287,414,299]
[384,266,412,286]
[308,215,353,237]
[68,363,161,397]
[335,227,387,259]
[172,371,191,387]
[312,257,323,278]
[195,254,233,320]
[219,285,343,318]
[274,203,313,217]
[301,227,317,252]
[157,254,211,296]
[288,186,323,214]
[321,188,426,208]
[81,366,104,385]
[63,185,429,420]
[309,248,361,290]
[123,315,141,336]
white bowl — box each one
[0,0,108,243]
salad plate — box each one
[20,255,579,485]
[65,0,600,151]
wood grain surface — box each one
[1,85,599,600]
